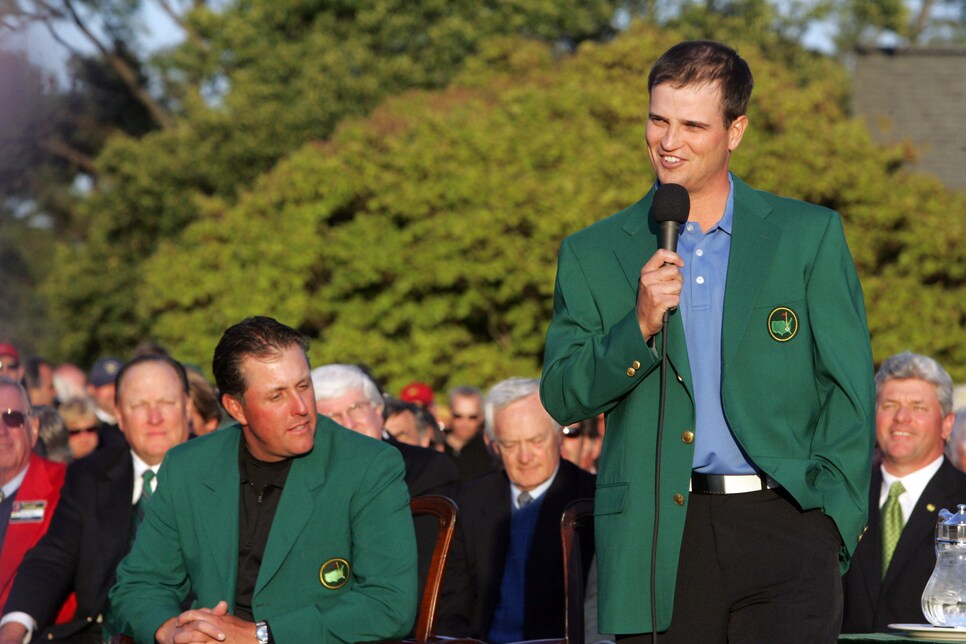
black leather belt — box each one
[690,472,780,494]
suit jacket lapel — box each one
[614,190,692,389]
[100,446,135,561]
[199,430,242,592]
[883,460,953,590]
[721,177,781,370]
[254,424,327,597]
[860,468,884,605]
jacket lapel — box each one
[614,190,692,390]
[199,430,242,593]
[254,423,327,596]
[721,177,781,370]
[883,460,953,590]
[99,446,134,561]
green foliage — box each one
[42,0,625,364]
[130,21,965,390]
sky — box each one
[0,2,183,84]
[3,2,839,85]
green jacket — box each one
[540,176,875,634]
[109,416,417,643]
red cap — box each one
[0,342,19,361]
[400,381,435,407]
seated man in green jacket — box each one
[109,316,417,643]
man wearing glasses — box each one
[0,345,22,384]
[0,355,190,643]
[0,376,74,629]
[445,386,497,482]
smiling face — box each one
[0,384,33,486]
[876,378,955,477]
[116,361,191,466]
[223,344,317,462]
[492,392,562,492]
[645,82,747,212]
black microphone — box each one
[651,183,690,253]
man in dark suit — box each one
[842,352,966,632]
[0,354,191,643]
[438,377,596,643]
[312,363,459,603]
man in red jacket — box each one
[0,376,75,622]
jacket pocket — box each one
[595,482,628,516]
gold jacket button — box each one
[632,360,641,369]
[673,493,685,506]
[676,374,684,383]
[681,431,694,444]
[626,367,636,377]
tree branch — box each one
[40,137,99,175]
[908,0,936,43]
[61,0,174,129]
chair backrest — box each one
[561,497,595,644]
[410,494,459,642]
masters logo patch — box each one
[320,558,350,589]
[767,307,799,342]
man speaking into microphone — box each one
[540,40,874,643]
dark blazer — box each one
[385,434,459,608]
[443,431,497,483]
[842,458,966,632]
[387,435,459,498]
[3,444,133,640]
[438,459,595,640]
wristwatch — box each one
[255,621,269,644]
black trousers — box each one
[619,487,842,644]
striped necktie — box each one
[133,470,156,531]
[881,480,906,577]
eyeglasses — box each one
[68,425,99,436]
[1,409,26,429]
[452,413,480,421]
[0,360,19,371]
[326,400,373,425]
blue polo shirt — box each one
[676,175,756,474]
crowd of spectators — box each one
[1,333,964,642]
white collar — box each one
[1,464,29,500]
[880,454,945,524]
[510,463,560,510]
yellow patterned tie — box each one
[881,481,906,577]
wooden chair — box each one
[408,494,461,641]
[362,494,483,643]
[506,496,596,644]
[112,495,468,644]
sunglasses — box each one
[1,409,26,429]
[69,425,99,436]
[452,413,480,420]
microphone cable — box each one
[649,309,671,644]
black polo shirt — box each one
[235,439,293,625]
